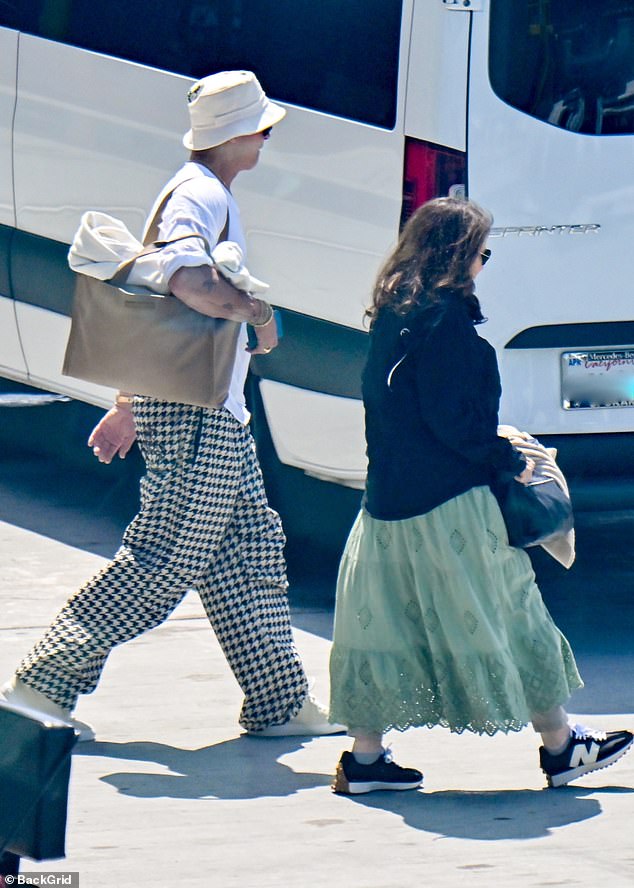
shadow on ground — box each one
[76,736,331,800]
[344,784,633,841]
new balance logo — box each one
[569,742,600,768]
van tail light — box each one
[400,137,467,228]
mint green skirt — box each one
[329,486,583,736]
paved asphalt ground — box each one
[0,399,633,887]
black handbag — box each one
[0,705,77,861]
[493,470,574,549]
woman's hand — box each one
[514,457,535,485]
[88,406,136,464]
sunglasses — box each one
[480,248,492,266]
[260,127,273,140]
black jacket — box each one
[362,291,524,520]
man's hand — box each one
[247,315,278,355]
[88,406,136,464]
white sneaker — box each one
[247,694,346,737]
[0,676,95,742]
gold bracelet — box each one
[251,302,274,327]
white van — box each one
[1,0,634,540]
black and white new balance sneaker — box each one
[540,724,633,788]
[332,749,423,795]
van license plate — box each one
[561,349,634,409]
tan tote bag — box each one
[62,184,240,408]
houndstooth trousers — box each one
[17,399,308,731]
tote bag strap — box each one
[143,175,230,246]
[143,174,197,245]
[109,233,208,287]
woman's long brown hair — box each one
[367,197,492,327]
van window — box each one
[489,0,634,135]
[1,0,402,129]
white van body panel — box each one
[404,1,470,150]
[237,110,405,331]
[0,30,26,378]
[14,36,189,240]
[0,29,16,227]
[259,380,367,488]
[467,14,634,435]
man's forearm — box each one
[168,265,272,324]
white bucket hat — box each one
[183,70,286,151]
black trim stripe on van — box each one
[0,223,369,400]
[506,324,634,349]
[249,310,368,400]
[10,228,76,316]
[0,224,11,298]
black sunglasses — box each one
[480,248,492,266]
[260,127,273,139]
